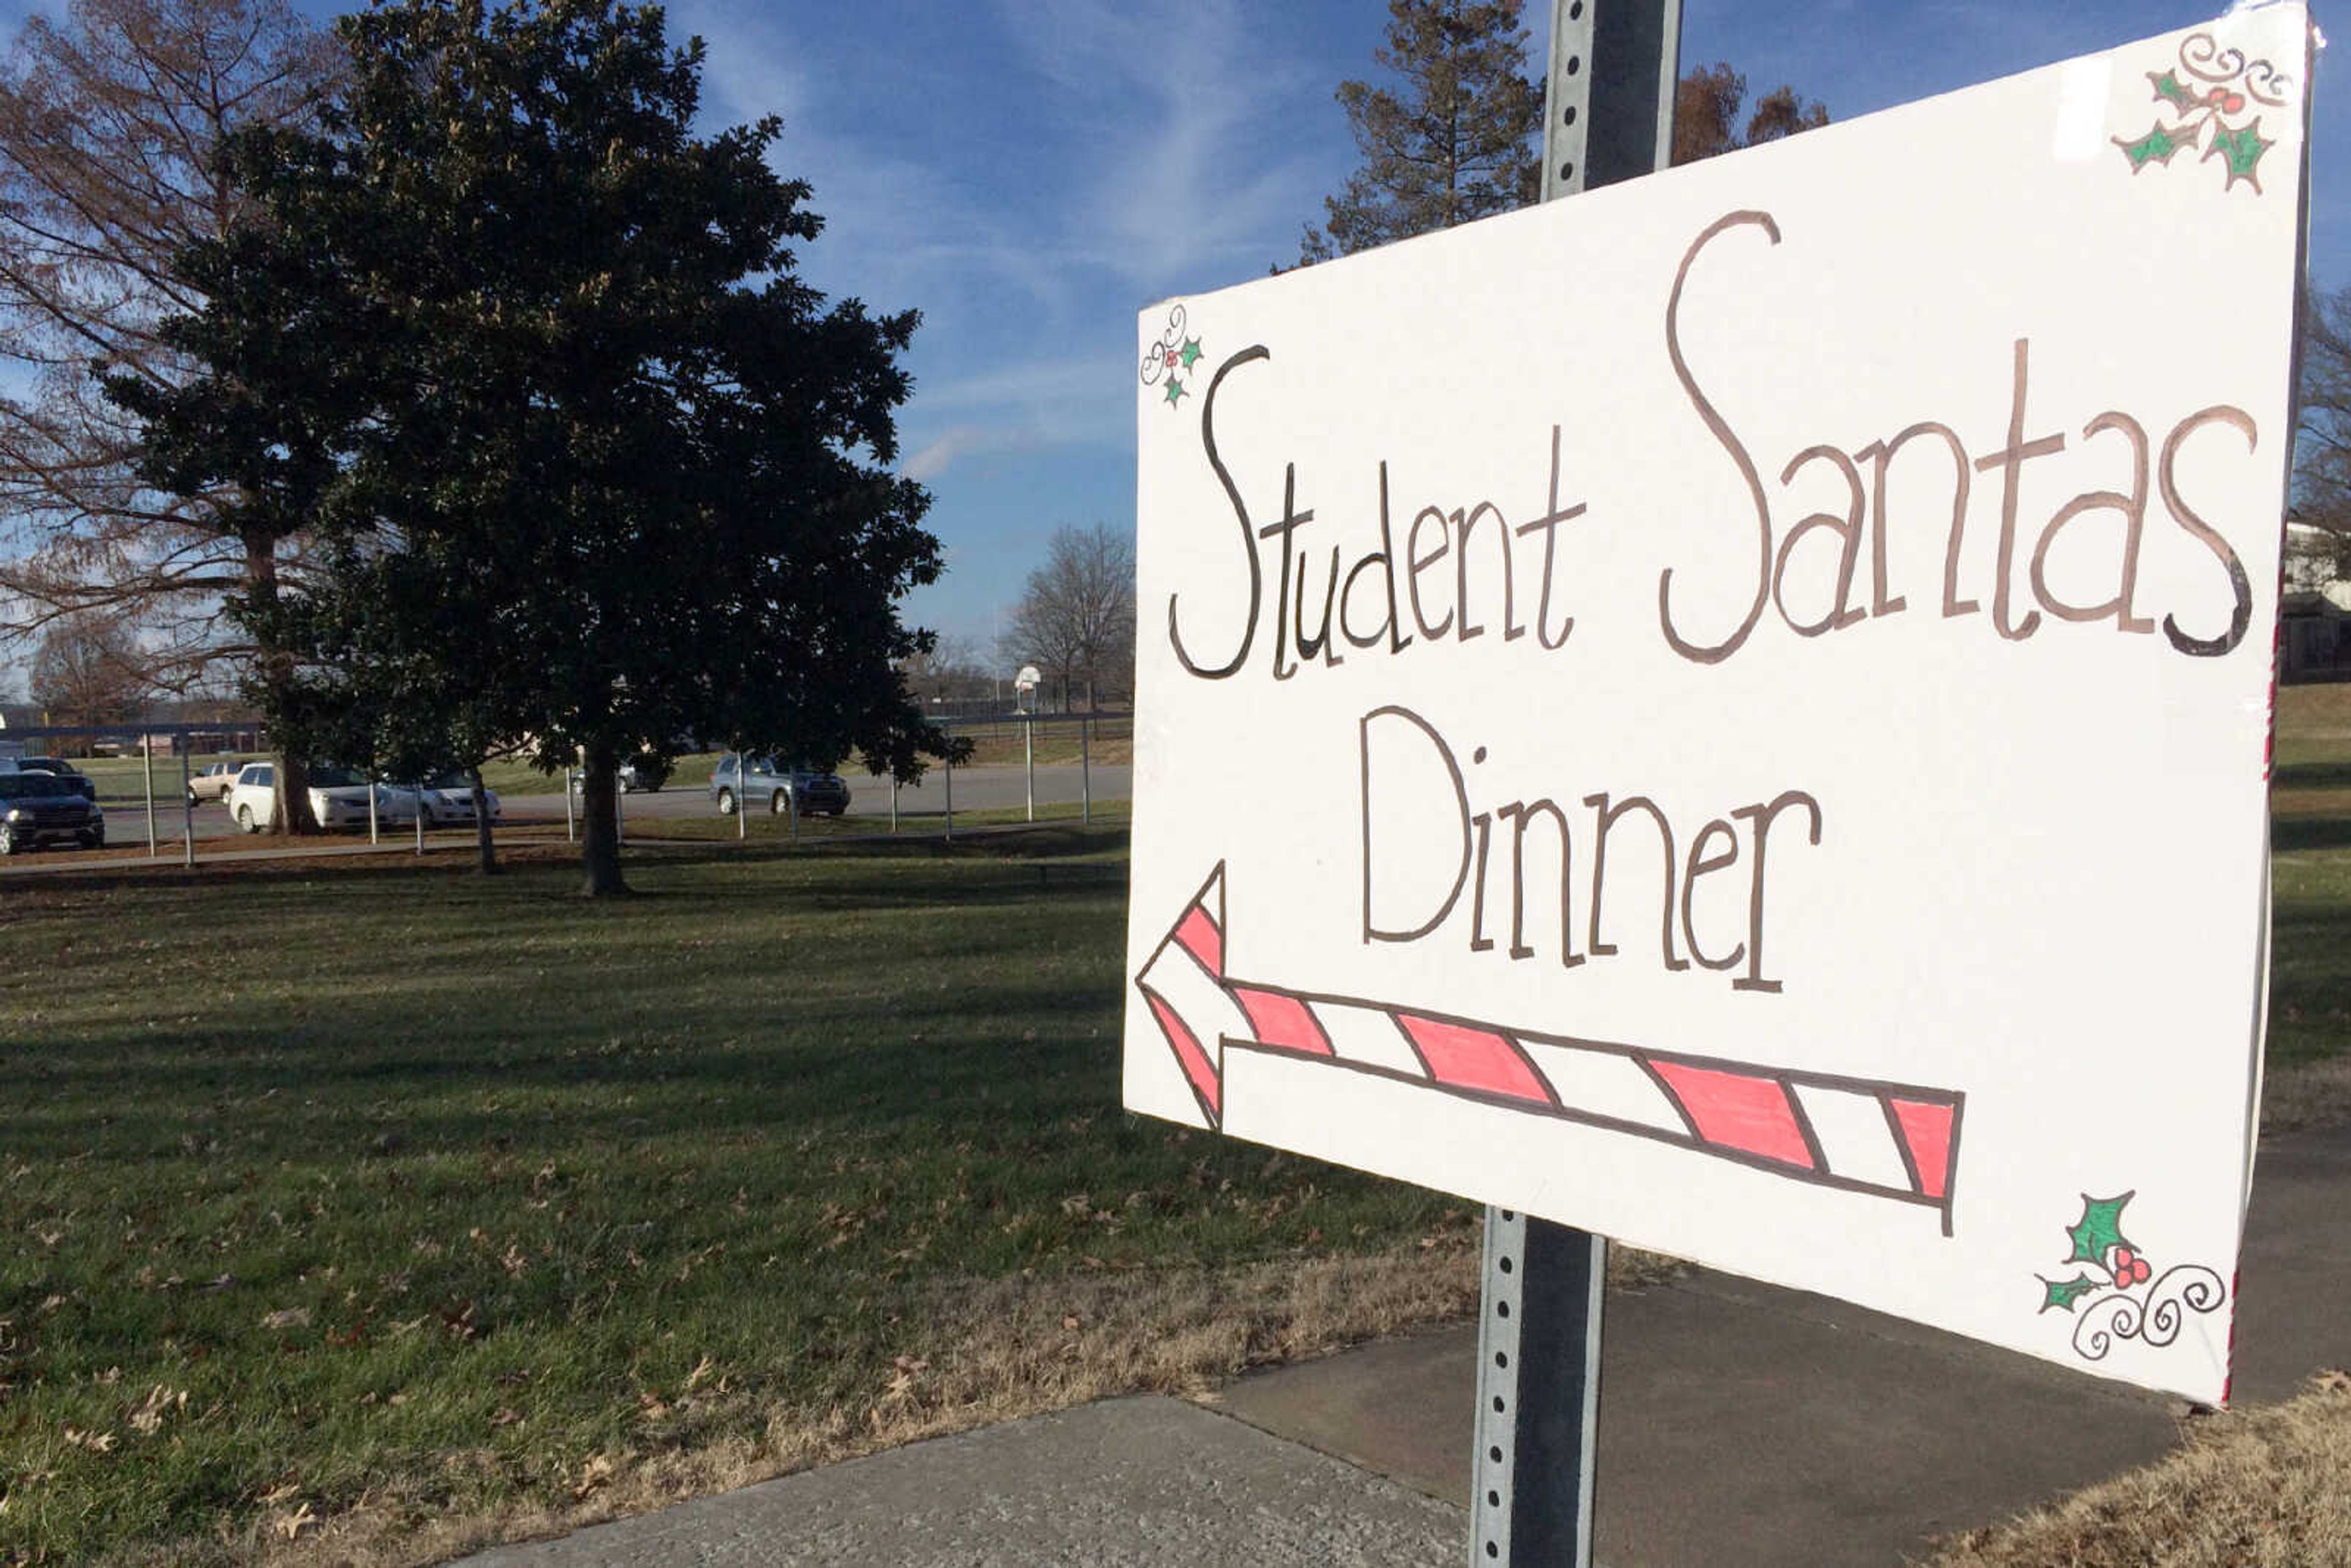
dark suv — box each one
[13,757,97,801]
[0,771,105,852]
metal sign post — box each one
[1472,4,1679,1564]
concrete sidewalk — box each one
[450,1123,2351,1567]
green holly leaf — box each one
[2148,70,2201,114]
[1179,336,1203,371]
[2206,121,2272,192]
[1162,376,1187,407]
[2066,1192,2136,1267]
[2038,1273,2104,1314]
[2115,122,2195,172]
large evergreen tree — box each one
[107,0,954,894]
[1299,0,1542,264]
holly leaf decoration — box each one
[2066,1191,2137,1267]
[2115,122,2197,172]
[2205,121,2272,192]
[2038,1273,2104,1315]
[2147,70,2201,113]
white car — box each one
[223,763,417,833]
[417,771,501,827]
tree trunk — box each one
[244,530,320,836]
[269,756,321,836]
[469,765,498,876]
[579,748,626,896]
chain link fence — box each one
[0,712,1134,873]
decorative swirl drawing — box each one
[2071,1291,2145,1361]
[2036,1192,2228,1368]
[2140,1264,2227,1347]
[1140,306,1205,410]
[2180,31,2294,107]
[1139,304,1185,388]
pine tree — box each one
[1298,10,1832,267]
[1299,0,1542,264]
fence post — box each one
[564,769,577,842]
[414,782,424,854]
[369,773,380,845]
[891,774,900,833]
[1081,716,1092,828]
[1025,715,1035,823]
[943,751,954,842]
[181,748,193,868]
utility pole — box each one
[1471,6,1681,1566]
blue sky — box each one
[7,0,2339,667]
[650,0,2344,664]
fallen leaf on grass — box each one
[62,1427,116,1453]
[127,1386,186,1435]
[570,1454,615,1500]
[272,1502,318,1539]
[260,1308,310,1331]
[489,1407,524,1429]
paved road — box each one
[73,763,1134,853]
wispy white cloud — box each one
[991,0,1333,293]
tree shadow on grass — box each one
[2273,815,2351,852]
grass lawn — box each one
[4,690,2346,1566]
[0,830,1475,1567]
[2268,683,2351,1073]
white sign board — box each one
[1123,9,2312,1405]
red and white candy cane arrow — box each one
[1136,863,1966,1233]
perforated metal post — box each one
[1473,6,1681,1564]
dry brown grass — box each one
[118,1236,1680,1568]
[1918,1373,2351,1568]
[109,1244,1484,1568]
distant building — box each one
[2282,584,2351,683]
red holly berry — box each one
[2112,1245,2134,1271]
[2224,92,2247,114]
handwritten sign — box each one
[1123,10,2314,1405]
